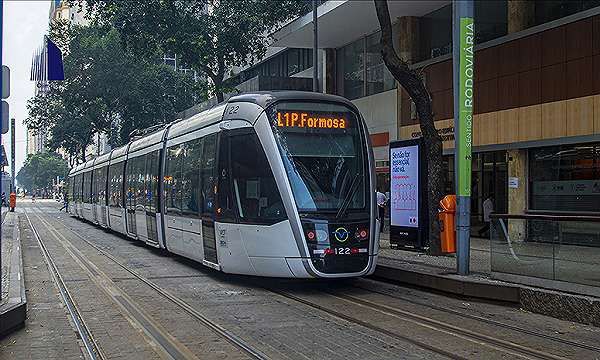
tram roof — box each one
[111,144,129,160]
[82,158,96,172]
[228,91,358,110]
[93,152,111,168]
[167,104,226,140]
[129,128,167,154]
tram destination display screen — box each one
[275,110,350,130]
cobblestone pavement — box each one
[2,203,600,360]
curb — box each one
[372,264,521,303]
[0,214,26,337]
[372,263,600,327]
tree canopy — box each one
[17,152,70,192]
[80,0,312,102]
[26,21,206,163]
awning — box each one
[272,0,449,49]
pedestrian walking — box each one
[377,189,387,233]
[59,191,69,212]
[31,191,36,203]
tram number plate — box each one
[334,248,351,255]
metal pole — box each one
[10,118,14,193]
[312,0,319,92]
[453,0,474,275]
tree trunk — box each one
[374,0,444,255]
[80,146,86,163]
[215,90,224,104]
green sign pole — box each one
[453,0,474,276]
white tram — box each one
[68,92,380,278]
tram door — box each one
[145,151,160,245]
[201,133,218,264]
[125,159,137,236]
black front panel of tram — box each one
[301,220,370,274]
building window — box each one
[535,0,600,26]
[420,4,452,61]
[366,32,396,96]
[337,38,364,100]
[475,0,507,44]
[337,33,396,100]
[529,143,600,213]
[419,1,508,62]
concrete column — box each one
[507,149,527,241]
[396,16,420,64]
[325,48,336,95]
[507,0,536,34]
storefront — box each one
[528,142,600,246]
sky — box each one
[3,0,51,174]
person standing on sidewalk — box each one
[478,195,494,237]
[59,191,69,212]
[377,189,387,233]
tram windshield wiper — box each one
[336,173,361,220]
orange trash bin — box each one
[438,195,456,254]
[9,192,16,212]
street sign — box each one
[1,65,9,99]
[1,101,8,134]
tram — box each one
[67,91,380,278]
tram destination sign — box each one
[276,110,348,130]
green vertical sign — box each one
[457,17,474,196]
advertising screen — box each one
[390,145,419,228]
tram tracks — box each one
[25,209,266,360]
[268,286,575,360]
[29,205,598,360]
[24,211,106,360]
[350,281,600,354]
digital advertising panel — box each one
[389,139,427,250]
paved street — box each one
[0,202,599,359]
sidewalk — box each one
[374,231,600,327]
[0,212,26,336]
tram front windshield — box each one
[269,102,367,217]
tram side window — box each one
[201,134,217,216]
[145,151,160,213]
[229,131,286,225]
[125,159,136,209]
[99,166,108,205]
[165,145,183,215]
[181,139,202,217]
[92,169,98,204]
[108,162,124,208]
[74,175,80,202]
[83,171,92,203]
[134,156,146,210]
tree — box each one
[26,22,206,162]
[17,153,70,192]
[81,0,311,102]
[374,0,444,255]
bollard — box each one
[439,195,456,254]
[9,192,16,212]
